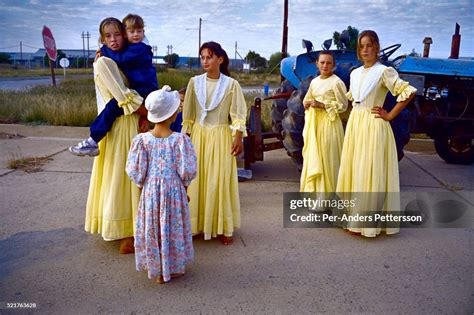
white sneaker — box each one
[69,138,99,157]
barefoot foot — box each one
[119,237,135,254]
[218,235,233,246]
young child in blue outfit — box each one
[69,14,158,156]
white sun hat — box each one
[145,85,181,123]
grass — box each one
[0,66,93,77]
[0,66,280,86]
[233,72,280,86]
[0,69,279,127]
[7,153,52,172]
[157,69,195,90]
[0,77,97,126]
[244,92,273,132]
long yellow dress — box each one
[182,74,247,240]
[300,74,347,193]
[336,64,416,237]
[85,57,143,241]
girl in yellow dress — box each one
[300,51,348,194]
[182,42,247,245]
[84,17,146,253]
[336,30,416,237]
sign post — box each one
[42,25,57,87]
[59,58,70,78]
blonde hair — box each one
[357,30,380,61]
[98,17,124,45]
[122,14,145,30]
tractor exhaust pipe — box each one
[449,23,461,59]
[423,37,432,57]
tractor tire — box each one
[271,80,295,138]
[434,123,474,164]
[280,77,313,165]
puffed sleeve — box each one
[181,77,196,134]
[303,80,315,105]
[229,80,248,137]
[175,134,197,187]
[325,79,348,121]
[382,67,417,102]
[126,135,148,188]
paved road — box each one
[0,124,472,314]
[0,75,92,91]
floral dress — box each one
[126,132,197,282]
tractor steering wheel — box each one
[379,44,401,63]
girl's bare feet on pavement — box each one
[119,237,135,254]
[218,235,233,245]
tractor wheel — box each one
[280,77,313,165]
[271,80,295,138]
[434,123,474,165]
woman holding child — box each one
[84,15,152,254]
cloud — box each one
[0,0,472,59]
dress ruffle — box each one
[181,120,194,134]
[118,92,143,115]
[396,84,417,102]
[230,118,248,136]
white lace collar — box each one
[350,62,386,104]
[194,73,231,124]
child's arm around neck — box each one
[101,42,152,67]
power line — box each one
[0,44,19,50]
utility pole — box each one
[20,41,22,66]
[152,45,157,64]
[235,41,237,69]
[81,31,85,68]
[86,31,90,68]
[198,18,202,57]
[167,45,173,67]
[281,0,288,81]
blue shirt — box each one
[101,43,158,98]
[170,112,183,132]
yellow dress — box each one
[85,57,143,240]
[300,74,347,193]
[182,75,247,240]
[336,65,416,237]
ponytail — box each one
[199,41,230,77]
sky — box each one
[0,0,473,60]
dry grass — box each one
[157,69,195,90]
[243,92,273,132]
[0,77,97,126]
[0,67,93,78]
[7,153,52,172]
[233,72,280,86]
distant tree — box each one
[245,50,267,69]
[268,52,285,74]
[333,26,359,50]
[0,53,11,64]
[165,53,180,68]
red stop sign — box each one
[42,25,57,61]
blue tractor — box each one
[271,40,407,165]
[395,56,474,164]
